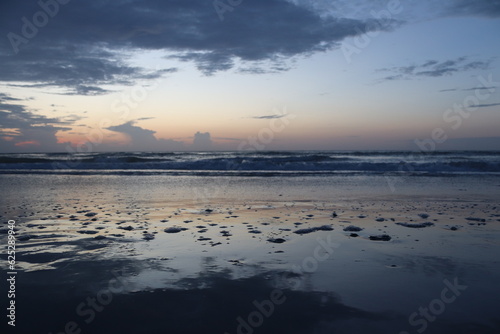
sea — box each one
[0,151,499,176]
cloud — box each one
[440,85,498,93]
[0,93,23,102]
[250,114,288,120]
[462,86,497,91]
[70,85,113,96]
[378,57,492,81]
[0,93,74,152]
[237,59,293,75]
[446,0,500,18]
[469,102,500,108]
[192,131,213,150]
[0,44,176,95]
[0,0,398,88]
[105,123,215,151]
[0,0,496,93]
[213,136,241,141]
[106,121,184,151]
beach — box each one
[1,156,500,334]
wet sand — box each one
[1,174,500,333]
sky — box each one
[0,0,499,153]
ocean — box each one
[1,150,499,176]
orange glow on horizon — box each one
[56,131,132,147]
[15,140,40,147]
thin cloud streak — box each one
[378,57,492,81]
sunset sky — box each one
[0,0,499,152]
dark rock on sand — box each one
[77,230,99,234]
[143,233,155,240]
[466,217,486,222]
[343,225,363,232]
[294,225,333,235]
[267,238,286,244]
[164,227,188,233]
[396,222,434,228]
[17,234,35,241]
[248,230,262,234]
[369,234,391,241]
[316,225,334,231]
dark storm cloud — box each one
[0,0,397,89]
[446,0,500,18]
[0,43,175,95]
[379,57,492,81]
